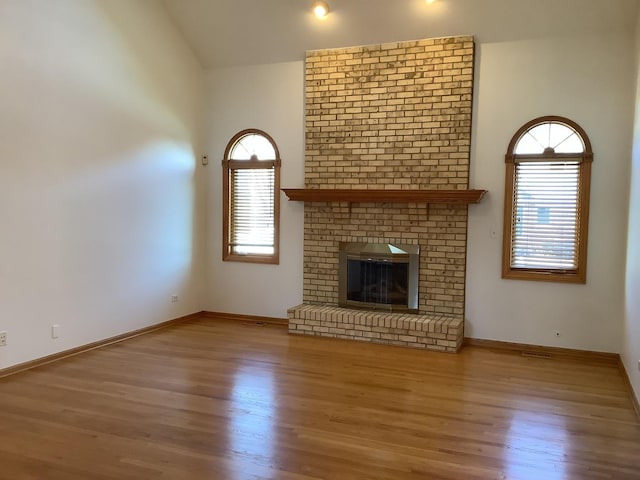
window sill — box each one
[224,253,279,265]
[502,268,586,284]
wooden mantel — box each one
[282,188,487,204]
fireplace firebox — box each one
[338,242,419,313]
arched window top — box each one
[225,129,279,161]
[506,116,592,161]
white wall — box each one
[622,12,640,402]
[202,32,636,352]
[0,0,204,368]
[466,32,635,352]
[203,62,304,318]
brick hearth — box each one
[288,304,463,352]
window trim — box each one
[222,129,281,265]
[502,116,593,284]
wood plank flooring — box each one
[0,316,639,479]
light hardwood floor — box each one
[1,317,639,479]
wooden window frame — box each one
[502,116,593,284]
[222,129,281,265]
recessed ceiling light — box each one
[312,1,329,19]
[425,0,437,4]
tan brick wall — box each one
[303,36,474,318]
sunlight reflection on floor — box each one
[228,365,277,479]
[504,411,568,480]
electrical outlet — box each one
[201,154,209,166]
[171,295,179,303]
[51,324,60,339]
[0,331,6,346]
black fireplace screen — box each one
[346,258,409,305]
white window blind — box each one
[230,167,275,255]
[510,160,581,270]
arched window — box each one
[222,129,281,264]
[503,116,592,283]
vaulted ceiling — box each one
[162,0,639,69]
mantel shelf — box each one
[282,188,487,204]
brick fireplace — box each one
[287,36,476,352]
